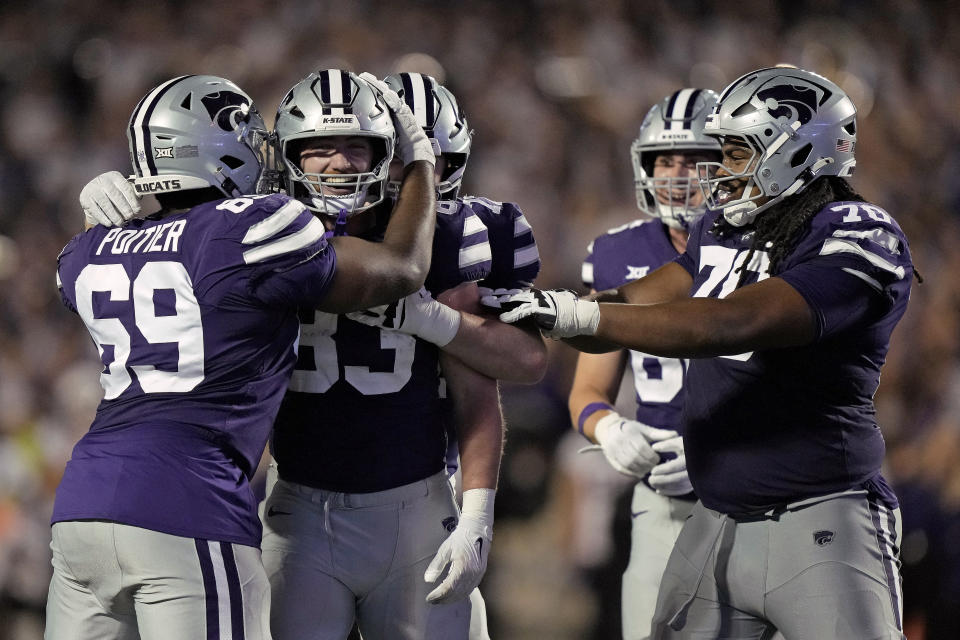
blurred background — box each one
[2,0,959,638]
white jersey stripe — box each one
[243,217,326,264]
[582,261,594,286]
[514,244,540,268]
[131,76,188,177]
[820,238,905,279]
[513,214,532,237]
[241,200,307,245]
[841,267,883,292]
[463,214,485,237]
[832,228,901,254]
[459,241,492,268]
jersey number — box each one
[693,245,771,361]
[630,353,685,402]
[289,311,415,395]
[75,262,204,399]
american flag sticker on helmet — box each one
[836,139,855,153]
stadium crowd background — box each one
[1,1,959,638]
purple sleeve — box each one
[198,194,335,309]
[469,198,541,289]
[778,202,913,340]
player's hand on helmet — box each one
[594,413,678,478]
[477,286,524,311]
[424,489,494,604]
[80,171,141,227]
[499,288,599,339]
[358,72,435,168]
[347,287,461,347]
[649,435,693,496]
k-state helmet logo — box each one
[441,516,458,532]
[757,84,820,126]
[813,530,834,546]
[155,147,174,159]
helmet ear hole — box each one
[790,143,812,168]
[221,155,245,170]
[843,121,856,135]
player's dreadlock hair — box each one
[712,177,860,286]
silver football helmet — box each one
[127,75,268,197]
[630,88,721,229]
[274,69,396,218]
[384,72,472,199]
[697,67,857,227]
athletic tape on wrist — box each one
[577,402,614,437]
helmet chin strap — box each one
[310,188,370,216]
[722,183,759,227]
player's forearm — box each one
[441,354,504,491]
[443,314,547,384]
[567,350,625,440]
[594,279,815,357]
[379,161,436,289]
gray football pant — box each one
[261,471,471,640]
[623,482,696,640]
[650,490,905,639]
[45,521,271,640]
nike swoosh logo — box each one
[268,506,292,517]
[631,509,648,518]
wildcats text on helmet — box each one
[135,179,182,194]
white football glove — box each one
[346,287,461,347]
[498,288,599,339]
[424,488,494,604]
[80,171,141,227]
[649,435,693,496]
[477,287,524,310]
[358,72,435,167]
[593,413,679,478]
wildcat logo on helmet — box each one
[154,147,174,159]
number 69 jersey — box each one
[54,193,336,546]
[583,219,685,431]
[675,202,914,515]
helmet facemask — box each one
[631,88,721,230]
[280,132,392,219]
[695,67,858,227]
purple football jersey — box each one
[584,220,686,431]
[272,200,493,493]
[675,202,913,514]
[463,196,541,289]
[54,194,336,546]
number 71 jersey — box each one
[54,193,336,546]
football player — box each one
[79,69,545,640]
[50,73,438,640]
[568,88,720,640]
[503,66,911,639]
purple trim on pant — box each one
[219,541,245,640]
[868,499,903,631]
[195,540,220,640]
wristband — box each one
[577,402,614,437]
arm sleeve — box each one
[200,194,337,309]
[777,205,913,340]
[425,201,492,295]
[474,199,541,289]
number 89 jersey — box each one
[54,194,337,546]
[272,200,494,493]
[583,219,685,431]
